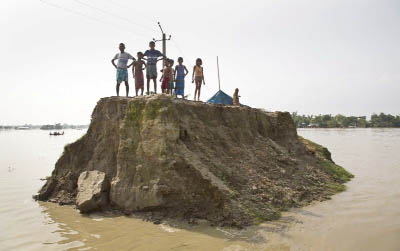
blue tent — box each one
[207,90,233,105]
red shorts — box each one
[161,77,170,89]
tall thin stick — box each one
[217,56,221,91]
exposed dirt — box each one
[35,95,353,228]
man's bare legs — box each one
[116,82,120,96]
[197,85,201,101]
[146,78,157,94]
[153,78,157,94]
[194,81,201,101]
[125,81,129,97]
[135,88,143,96]
[116,81,129,97]
[146,78,150,95]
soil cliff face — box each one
[36,95,353,227]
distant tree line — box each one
[0,123,88,130]
[292,112,400,128]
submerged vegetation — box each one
[299,136,354,193]
[292,112,400,128]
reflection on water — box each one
[1,129,400,250]
[38,202,266,251]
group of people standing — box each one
[111,42,206,101]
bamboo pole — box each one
[217,56,221,91]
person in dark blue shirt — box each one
[143,41,164,94]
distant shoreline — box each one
[292,112,400,128]
[0,124,88,130]
[297,127,400,129]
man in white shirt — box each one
[111,43,135,97]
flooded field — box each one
[1,128,399,250]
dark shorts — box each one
[146,64,157,79]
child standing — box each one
[169,59,175,95]
[192,58,205,101]
[233,88,240,106]
[160,59,172,94]
[132,52,146,96]
[174,57,188,99]
[143,41,164,94]
[111,43,135,97]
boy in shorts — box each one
[111,43,135,97]
[143,41,163,94]
[160,59,172,94]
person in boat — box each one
[50,131,64,136]
[174,57,188,99]
[233,88,240,106]
[111,43,135,97]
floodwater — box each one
[0,128,399,251]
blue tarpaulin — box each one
[207,90,233,105]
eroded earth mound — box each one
[35,95,353,227]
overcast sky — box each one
[1,0,399,124]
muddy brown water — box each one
[1,128,399,251]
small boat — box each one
[49,131,65,136]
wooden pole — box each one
[217,56,221,91]
[156,23,170,67]
[162,33,166,67]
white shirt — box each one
[113,52,134,69]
